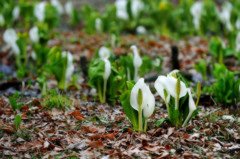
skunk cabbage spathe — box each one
[99,46,110,60]
[130,78,155,132]
[34,2,47,22]
[51,0,64,15]
[217,2,233,31]
[130,45,142,82]
[190,2,203,30]
[29,26,39,43]
[3,28,20,55]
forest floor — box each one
[0,30,240,158]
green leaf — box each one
[14,114,22,130]
[13,91,20,98]
[126,81,135,90]
[106,62,126,105]
[120,91,138,131]
[9,97,17,111]
[155,118,167,127]
[119,54,134,81]
[194,59,207,80]
[88,59,105,88]
[139,55,152,76]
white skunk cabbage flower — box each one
[217,2,233,31]
[62,51,74,80]
[99,46,110,60]
[103,59,111,80]
[102,59,111,103]
[95,18,102,33]
[154,70,187,109]
[34,2,46,22]
[13,6,20,20]
[190,2,203,30]
[115,0,128,20]
[131,0,144,18]
[130,78,155,113]
[3,28,20,55]
[130,45,142,82]
[236,18,240,30]
[51,0,64,15]
[154,75,171,104]
[29,26,39,43]
[0,14,5,25]
[236,32,240,53]
[143,92,155,118]
[182,88,197,127]
[153,58,160,67]
[31,51,37,60]
[136,26,146,34]
[65,1,73,16]
[115,0,143,20]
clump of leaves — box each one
[120,79,155,133]
[42,90,72,110]
[9,92,23,111]
[194,58,207,81]
[14,114,22,131]
[65,2,81,26]
[154,70,201,127]
[213,68,240,106]
[30,23,50,71]
[45,47,74,90]
[209,37,234,65]
[3,29,28,78]
[44,4,60,29]
[36,73,48,96]
[88,46,125,104]
[88,58,125,104]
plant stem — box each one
[138,105,142,133]
[97,80,103,103]
[134,66,138,82]
[103,79,107,103]
[58,78,66,90]
[144,118,148,132]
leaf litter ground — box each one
[0,31,240,158]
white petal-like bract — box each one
[65,1,73,16]
[99,46,110,60]
[131,0,143,18]
[130,78,154,112]
[103,59,111,80]
[190,2,203,29]
[13,6,20,20]
[115,0,128,20]
[29,26,39,43]
[95,18,102,33]
[182,88,197,127]
[34,2,46,22]
[217,2,233,31]
[62,51,74,80]
[0,14,5,25]
[154,76,170,104]
[236,32,240,53]
[131,45,142,68]
[136,26,146,34]
[51,0,64,15]
[236,18,240,30]
[3,28,20,55]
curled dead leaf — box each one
[87,140,104,149]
